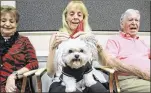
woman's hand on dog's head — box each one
[50,32,70,49]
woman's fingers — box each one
[55,37,68,45]
[56,32,70,38]
[52,33,69,48]
[5,74,17,92]
[7,87,15,92]
[51,31,90,49]
[55,35,69,41]
[5,85,16,92]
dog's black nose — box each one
[75,54,79,59]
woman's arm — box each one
[11,37,38,75]
[24,37,39,70]
[46,32,70,76]
[5,37,38,92]
[46,34,57,76]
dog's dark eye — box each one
[80,49,84,53]
[68,50,73,53]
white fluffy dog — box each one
[55,38,97,92]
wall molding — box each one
[19,31,150,36]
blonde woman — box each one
[46,1,108,93]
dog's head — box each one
[56,39,92,69]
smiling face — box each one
[1,13,17,37]
[121,10,140,37]
[66,3,84,31]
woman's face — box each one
[66,4,84,31]
[0,13,17,37]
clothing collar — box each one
[0,32,19,56]
[119,31,139,40]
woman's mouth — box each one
[1,27,14,29]
[71,21,79,24]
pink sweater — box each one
[106,31,150,75]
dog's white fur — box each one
[54,38,97,92]
[63,75,77,92]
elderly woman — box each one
[46,1,108,93]
[0,6,38,92]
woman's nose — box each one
[4,21,11,27]
[73,14,79,19]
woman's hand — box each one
[5,74,17,92]
[50,32,70,49]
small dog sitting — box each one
[55,38,97,92]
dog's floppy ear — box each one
[54,43,66,67]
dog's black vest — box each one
[62,62,92,82]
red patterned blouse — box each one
[0,35,38,92]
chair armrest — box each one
[23,69,37,77]
[21,69,37,92]
[35,67,47,93]
[95,66,115,74]
[35,67,47,77]
[114,72,121,93]
[95,66,115,93]
[17,70,37,79]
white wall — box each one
[20,31,150,92]
[1,1,16,7]
[20,31,150,57]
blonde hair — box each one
[60,0,91,34]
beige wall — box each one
[20,31,150,57]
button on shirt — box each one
[106,31,150,75]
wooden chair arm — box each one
[21,69,37,92]
[95,66,115,93]
[114,72,121,93]
[35,67,47,77]
[95,66,115,74]
[23,69,37,77]
[35,67,47,93]
[97,67,121,93]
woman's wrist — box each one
[50,45,57,50]
[12,71,19,79]
[9,74,17,80]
